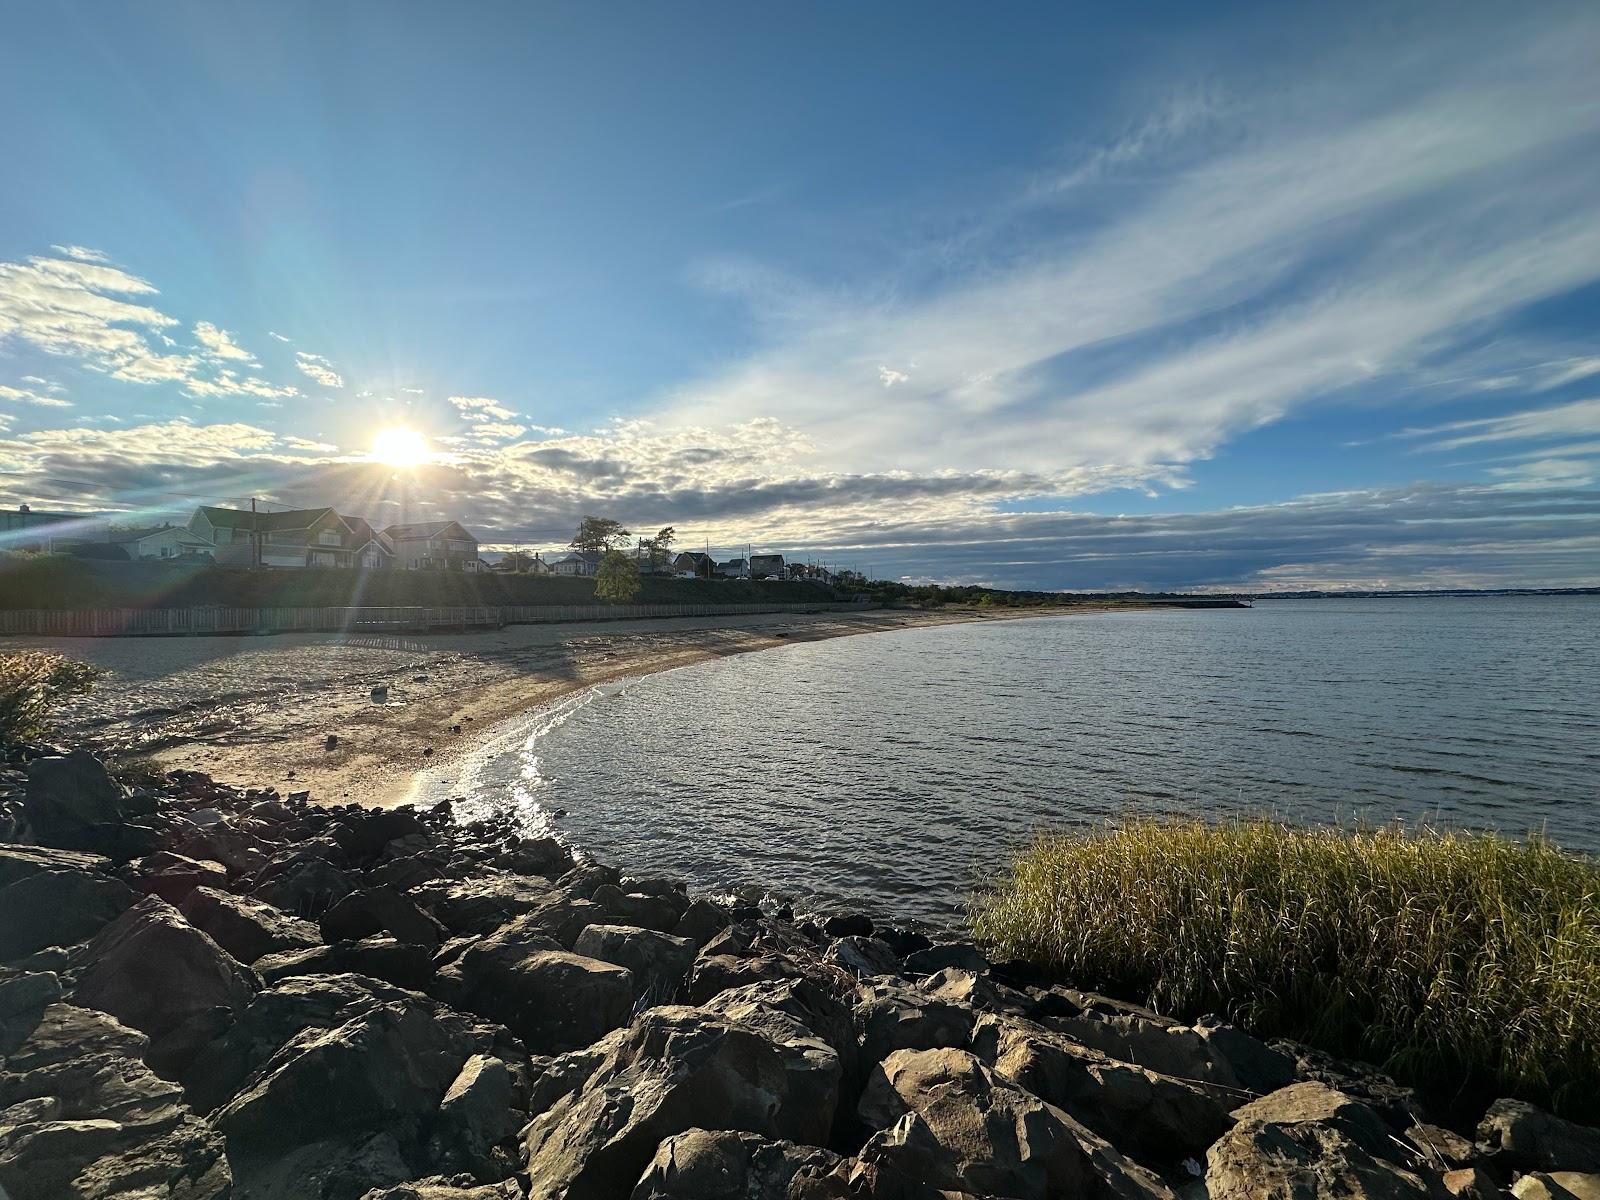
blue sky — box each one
[2,1,1599,589]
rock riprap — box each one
[1,746,1597,1199]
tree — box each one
[570,516,631,556]
[500,550,535,572]
[595,548,641,604]
[641,525,676,571]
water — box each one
[448,597,1600,929]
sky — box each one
[2,1,1599,591]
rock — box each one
[1042,1008,1295,1093]
[361,1178,522,1199]
[573,923,696,1001]
[321,885,446,948]
[920,967,1030,1016]
[250,857,358,919]
[1406,1122,1477,1169]
[126,850,228,903]
[0,866,134,961]
[590,882,689,932]
[858,1046,1175,1200]
[524,1005,838,1200]
[1443,1167,1502,1200]
[0,844,113,887]
[442,942,632,1054]
[21,751,126,851]
[254,936,435,989]
[411,874,557,935]
[854,979,976,1070]
[688,952,810,1003]
[231,1131,413,1200]
[426,1053,521,1179]
[825,935,903,978]
[327,808,428,865]
[821,913,875,938]
[1207,1082,1434,1200]
[214,1000,477,1194]
[904,942,989,975]
[632,1128,850,1199]
[0,1003,230,1200]
[494,835,571,877]
[1479,1100,1600,1174]
[1513,1173,1600,1200]
[71,894,258,1075]
[672,899,732,948]
[178,886,322,964]
[971,1011,1238,1163]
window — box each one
[318,530,342,546]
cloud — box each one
[878,366,909,388]
[0,384,72,408]
[448,395,517,422]
[400,386,425,395]
[193,321,256,364]
[1404,397,1600,452]
[183,370,299,401]
[49,245,109,263]
[294,351,344,388]
[469,422,528,442]
[267,331,292,343]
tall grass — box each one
[969,819,1600,1119]
[0,651,101,748]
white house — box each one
[189,506,359,568]
[381,521,481,571]
[107,524,215,561]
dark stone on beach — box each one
[1042,1007,1295,1094]
[903,942,989,976]
[494,834,571,877]
[632,1128,850,1200]
[325,734,339,750]
[327,807,428,865]
[255,936,435,989]
[0,843,114,888]
[321,885,446,948]
[672,898,732,948]
[442,940,632,1054]
[412,873,557,935]
[20,750,127,852]
[821,912,874,939]
[0,1002,231,1200]
[0,862,134,961]
[876,926,933,959]
[425,1052,523,1180]
[688,952,809,1004]
[362,1178,522,1199]
[178,886,322,964]
[250,856,358,919]
[825,935,904,979]
[71,894,258,1076]
[126,850,228,904]
[590,882,689,932]
[1478,1098,1600,1174]
[854,979,976,1071]
[572,923,696,1001]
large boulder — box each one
[825,936,903,979]
[971,1012,1238,1163]
[1042,1008,1295,1094]
[250,857,358,919]
[0,865,134,961]
[0,1002,230,1200]
[70,894,259,1075]
[524,1005,839,1200]
[254,936,435,989]
[1513,1174,1600,1200]
[573,923,696,1001]
[321,886,446,949]
[0,844,113,888]
[20,751,127,852]
[853,979,976,1070]
[126,851,229,904]
[360,1179,522,1199]
[411,874,558,936]
[1206,1082,1438,1200]
[858,1047,1176,1200]
[632,1128,850,1199]
[1478,1100,1600,1174]
[178,886,322,964]
[589,882,689,933]
[425,1053,523,1181]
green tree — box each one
[642,525,676,571]
[595,548,641,604]
[500,550,535,572]
[0,652,101,747]
[570,516,631,556]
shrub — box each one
[595,549,642,604]
[970,818,1600,1119]
[0,651,102,746]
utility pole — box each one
[250,497,260,568]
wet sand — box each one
[17,606,1134,807]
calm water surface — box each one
[448,597,1599,928]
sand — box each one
[20,606,1126,808]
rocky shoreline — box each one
[3,746,1599,1200]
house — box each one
[714,557,749,579]
[383,521,481,571]
[549,550,601,576]
[749,553,786,580]
[341,516,394,569]
[107,524,215,561]
[189,506,358,568]
[1,504,104,553]
[672,551,714,578]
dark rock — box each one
[1443,1166,1502,1200]
[0,867,134,961]
[876,926,933,959]
[425,1053,522,1180]
[825,935,903,979]
[71,894,258,1076]
[821,912,874,939]
[254,936,435,989]
[903,942,988,975]
[632,1128,850,1199]
[589,882,688,932]
[126,850,228,904]
[179,886,322,964]
[250,856,358,919]
[572,923,696,1001]
[1042,1008,1296,1093]
[411,873,557,935]
[21,751,126,852]
[524,1005,839,1200]
[688,952,809,1004]
[441,940,632,1054]
[0,844,113,888]
[920,967,1031,1016]
[854,979,976,1070]
[359,1180,522,1199]
[1406,1122,1476,1169]
[494,835,571,877]
[321,885,446,948]
[1478,1099,1600,1174]
[1513,1173,1600,1200]
[672,898,732,948]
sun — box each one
[369,426,431,468]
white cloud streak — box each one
[294,352,345,389]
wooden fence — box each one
[0,600,874,638]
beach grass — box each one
[969,818,1600,1118]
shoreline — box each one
[32,603,1145,810]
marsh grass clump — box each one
[970,819,1600,1119]
[0,651,101,748]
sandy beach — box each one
[15,605,1131,808]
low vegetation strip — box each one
[969,818,1600,1120]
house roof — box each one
[196,505,339,532]
[108,525,210,545]
[718,558,747,568]
[676,551,713,564]
[383,521,473,540]
[750,553,785,564]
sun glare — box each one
[370,426,431,468]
